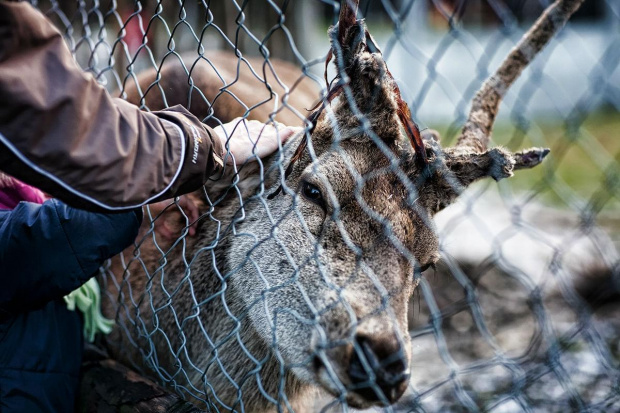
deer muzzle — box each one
[347,333,410,405]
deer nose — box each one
[347,334,410,404]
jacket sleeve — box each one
[0,2,224,212]
[0,199,142,319]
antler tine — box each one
[456,0,586,153]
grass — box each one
[429,108,620,215]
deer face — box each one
[227,129,437,408]
[225,29,439,408]
[288,128,442,407]
[225,18,546,409]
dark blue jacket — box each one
[0,199,141,412]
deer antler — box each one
[456,0,586,165]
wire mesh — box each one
[31,0,620,411]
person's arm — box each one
[0,2,300,212]
[0,199,141,319]
[0,2,224,211]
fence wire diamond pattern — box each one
[32,0,620,411]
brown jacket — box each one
[0,1,224,211]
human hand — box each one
[146,195,200,240]
[213,118,303,165]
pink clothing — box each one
[0,176,47,209]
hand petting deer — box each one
[103,0,585,411]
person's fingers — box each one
[177,196,199,223]
[156,221,176,241]
[215,118,303,164]
[278,126,303,144]
[214,117,245,140]
[176,196,199,236]
[147,196,200,239]
[251,123,302,159]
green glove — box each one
[64,278,114,342]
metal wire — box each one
[33,0,620,411]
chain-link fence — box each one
[32,0,620,411]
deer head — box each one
[223,0,580,409]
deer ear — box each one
[329,21,366,71]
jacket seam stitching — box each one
[0,122,186,210]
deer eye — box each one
[416,263,435,275]
[301,181,325,208]
[420,264,432,272]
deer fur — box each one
[102,0,583,411]
[119,50,317,127]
